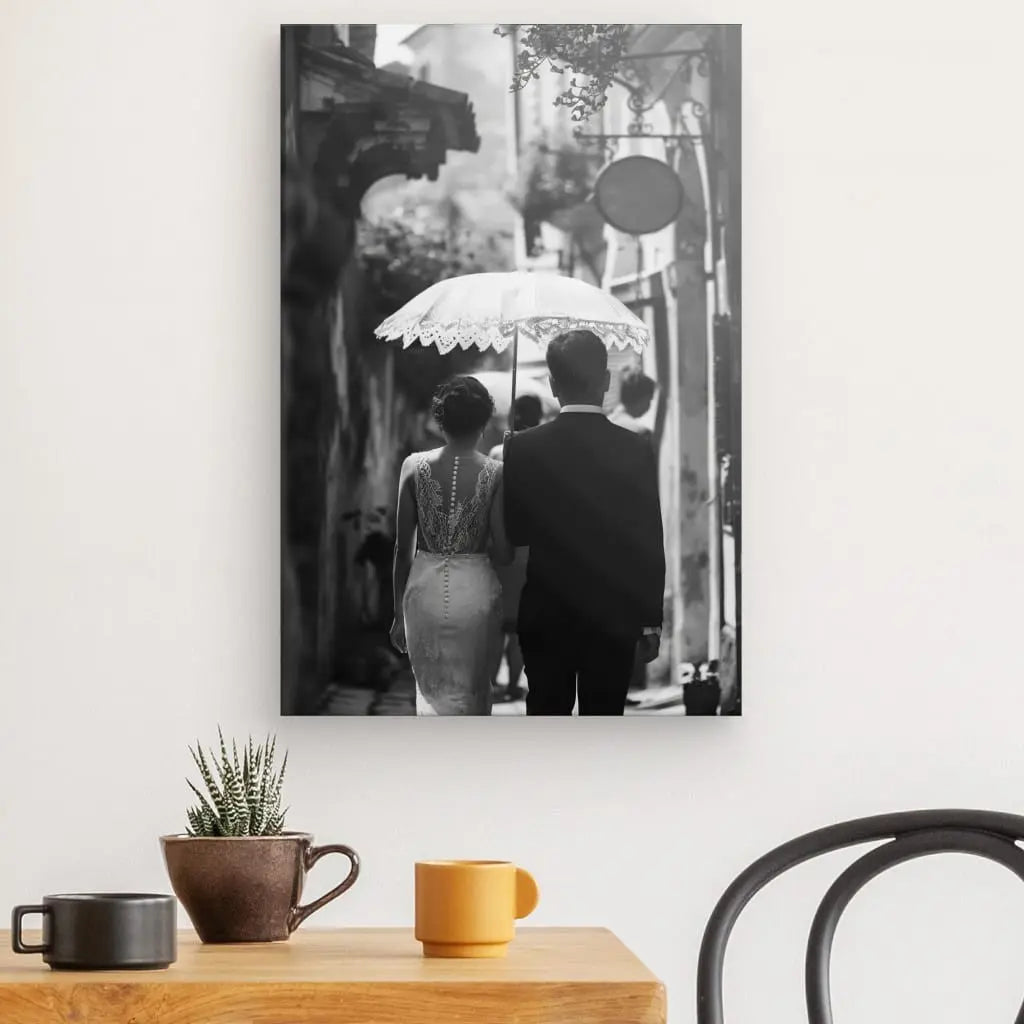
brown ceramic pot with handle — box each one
[161,833,359,943]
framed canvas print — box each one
[281,24,741,716]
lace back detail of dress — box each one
[415,455,499,556]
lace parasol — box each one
[374,271,649,354]
[374,271,650,427]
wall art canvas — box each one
[281,24,741,716]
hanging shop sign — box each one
[593,155,684,236]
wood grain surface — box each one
[0,927,666,1023]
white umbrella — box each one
[374,271,649,432]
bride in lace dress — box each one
[390,377,513,715]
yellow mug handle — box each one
[515,867,539,919]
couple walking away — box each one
[390,329,666,715]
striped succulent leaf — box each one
[244,739,264,834]
[267,807,286,835]
[269,754,288,826]
[256,738,277,830]
[261,736,277,802]
[276,751,288,794]
[187,780,219,823]
[225,765,249,835]
[211,753,240,835]
[199,802,218,836]
[190,744,220,802]
[192,743,235,833]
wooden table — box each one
[0,927,666,1023]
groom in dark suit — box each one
[503,330,666,715]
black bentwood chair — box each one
[697,809,1024,1023]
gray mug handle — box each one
[11,905,49,954]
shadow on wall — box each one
[282,155,381,716]
[281,159,499,714]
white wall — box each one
[3,2,1024,1021]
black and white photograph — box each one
[281,23,741,716]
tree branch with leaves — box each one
[496,24,635,122]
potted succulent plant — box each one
[161,731,359,943]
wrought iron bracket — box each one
[573,125,711,162]
[575,132,707,142]
[569,40,716,160]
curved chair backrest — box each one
[697,809,1024,1024]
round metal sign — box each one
[593,155,684,236]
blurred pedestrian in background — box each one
[609,366,656,442]
[489,393,543,457]
[489,394,543,701]
[610,367,659,690]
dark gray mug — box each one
[11,893,176,970]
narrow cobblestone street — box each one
[320,667,416,716]
[319,659,685,716]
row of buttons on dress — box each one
[443,456,459,620]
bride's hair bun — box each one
[432,376,495,439]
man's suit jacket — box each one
[503,411,666,640]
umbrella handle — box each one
[509,323,519,435]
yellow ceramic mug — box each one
[415,860,539,958]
